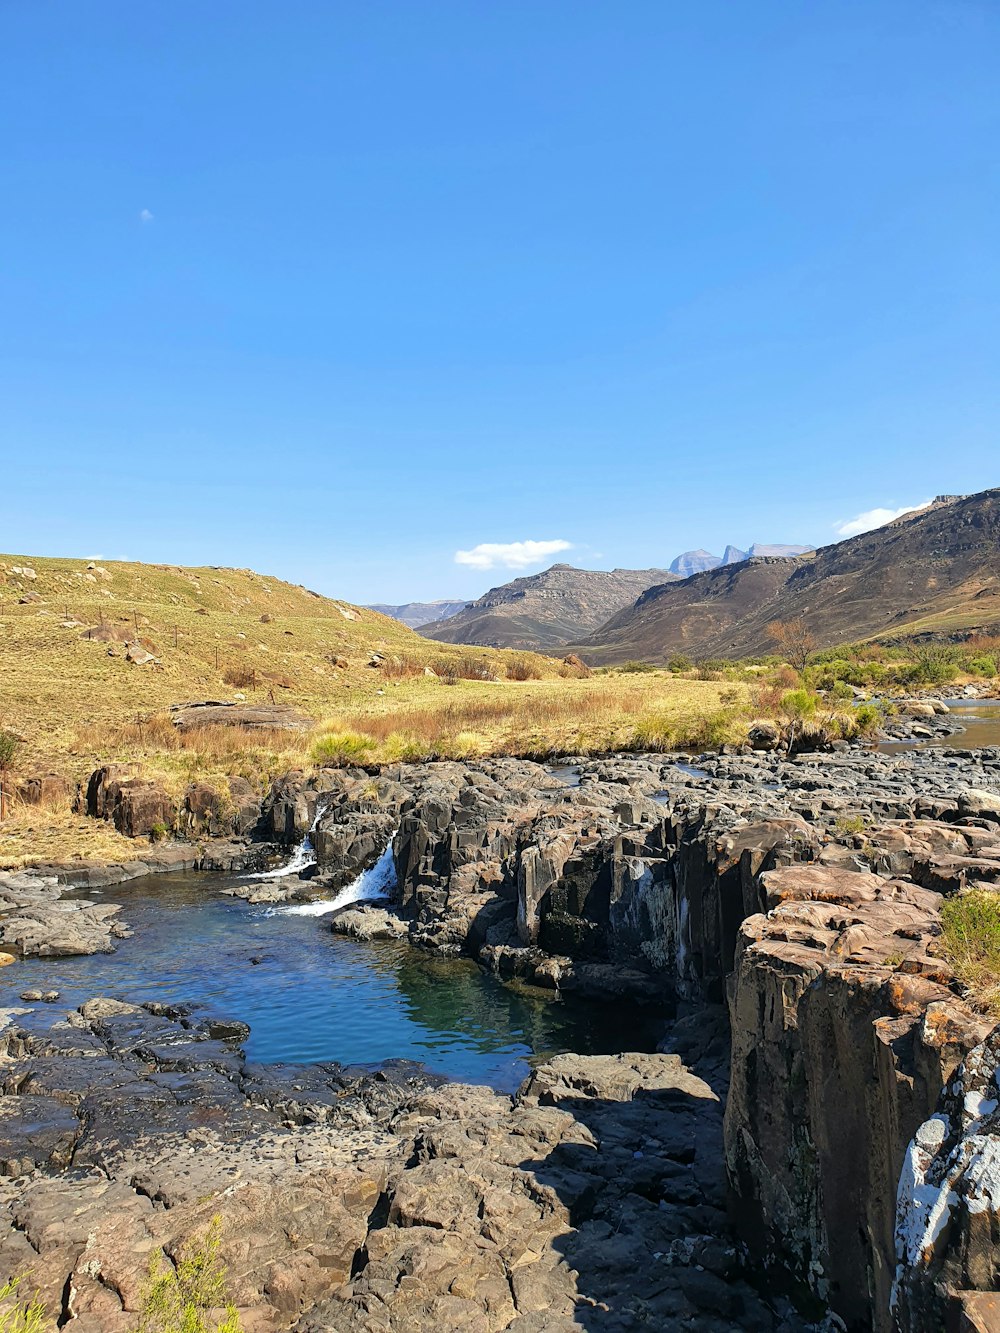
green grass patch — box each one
[0,1277,47,1332]
[139,1217,243,1333]
[940,891,1000,1015]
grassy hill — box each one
[0,549,578,783]
[0,552,743,867]
[0,553,518,772]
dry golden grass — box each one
[2,552,861,867]
[0,803,142,870]
[0,553,556,783]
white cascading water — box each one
[271,841,397,917]
[246,800,329,881]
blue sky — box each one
[2,2,998,602]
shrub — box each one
[834,813,866,836]
[616,661,657,674]
[939,891,1000,1015]
[967,655,998,678]
[378,654,424,680]
[222,666,257,690]
[904,648,959,685]
[780,689,819,722]
[774,665,800,691]
[666,654,693,673]
[138,1217,243,1333]
[149,821,169,843]
[748,683,784,715]
[310,730,374,765]
[432,655,498,683]
[505,654,542,681]
[0,1276,46,1332]
[0,731,20,773]
[851,702,883,737]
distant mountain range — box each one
[377,542,813,644]
[367,599,468,630]
[669,543,813,576]
[372,499,999,662]
[571,491,1000,663]
[419,564,675,651]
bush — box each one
[834,813,866,836]
[616,661,657,674]
[378,654,424,680]
[505,654,542,681]
[222,666,257,690]
[968,655,998,678]
[851,702,883,737]
[0,1277,46,1332]
[774,665,800,690]
[666,654,693,673]
[0,731,20,773]
[310,730,374,765]
[780,689,819,722]
[432,655,498,683]
[138,1217,243,1333]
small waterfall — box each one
[247,800,328,880]
[272,841,397,917]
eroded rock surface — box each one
[0,1000,812,1332]
[0,872,130,958]
[7,735,1000,1329]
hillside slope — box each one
[572,490,1000,663]
[0,554,520,775]
[421,564,676,651]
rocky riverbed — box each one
[2,735,1000,1329]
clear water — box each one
[878,699,1000,754]
[3,873,666,1092]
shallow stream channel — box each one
[3,869,665,1092]
[878,696,1000,753]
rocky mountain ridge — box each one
[366,598,468,629]
[575,489,1000,663]
[669,541,814,576]
[421,563,675,651]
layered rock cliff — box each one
[4,741,1000,1328]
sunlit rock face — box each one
[893,1026,1000,1331]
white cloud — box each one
[454,539,572,571]
[139,208,154,224]
[833,500,933,538]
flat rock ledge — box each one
[0,1001,813,1332]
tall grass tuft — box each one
[0,1277,47,1332]
[939,891,1000,1015]
[138,1217,243,1333]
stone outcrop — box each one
[893,1028,1000,1331]
[80,764,175,838]
[725,865,992,1329]
[0,871,130,958]
[296,744,1000,1325]
[13,732,1000,1328]
[0,1001,806,1332]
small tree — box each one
[767,618,816,674]
[0,731,21,822]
